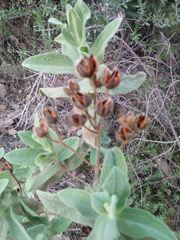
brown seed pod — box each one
[95,97,114,117]
[33,118,48,138]
[0,158,13,173]
[69,80,80,92]
[99,67,121,89]
[116,126,133,142]
[116,111,135,129]
[43,108,58,125]
[76,54,99,78]
[106,69,121,89]
[72,92,92,109]
[68,113,87,127]
[64,87,74,96]
[133,114,150,130]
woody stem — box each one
[93,117,103,186]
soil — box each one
[0,3,180,238]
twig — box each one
[45,136,94,167]
[83,125,98,134]
[53,123,62,143]
[11,173,22,197]
[65,169,91,187]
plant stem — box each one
[93,117,103,186]
[85,110,97,129]
[119,141,127,150]
[11,172,22,197]
[45,136,94,167]
[83,125,98,134]
[65,169,91,187]
[53,123,62,143]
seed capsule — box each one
[69,80,80,92]
[133,114,150,130]
[116,111,135,129]
[95,97,114,117]
[76,54,99,78]
[72,92,92,109]
[116,126,133,142]
[99,68,121,89]
[43,108,58,125]
[68,113,87,127]
[64,87,74,96]
[33,118,48,138]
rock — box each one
[0,84,7,98]
[0,104,6,112]
[8,129,17,135]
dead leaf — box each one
[82,126,97,148]
[153,158,177,186]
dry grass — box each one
[0,15,180,236]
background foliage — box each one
[0,0,180,239]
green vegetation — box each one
[0,0,179,239]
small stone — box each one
[0,104,6,112]
[164,188,171,196]
[8,129,17,135]
[0,84,7,98]
[12,104,19,109]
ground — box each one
[0,1,180,238]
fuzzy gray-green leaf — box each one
[22,53,75,74]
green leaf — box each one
[58,189,98,219]
[117,208,177,240]
[62,44,80,62]
[75,0,91,27]
[0,147,4,158]
[91,191,110,214]
[40,87,68,98]
[90,149,97,165]
[48,17,64,27]
[4,148,44,166]
[22,53,75,74]
[32,133,53,152]
[62,27,79,47]
[101,135,111,145]
[0,171,13,187]
[68,8,83,45]
[102,167,130,213]
[75,0,90,43]
[20,200,49,225]
[47,216,72,235]
[57,137,80,161]
[4,207,32,240]
[27,224,46,239]
[54,33,66,44]
[64,145,83,171]
[29,162,63,191]
[37,191,94,225]
[0,179,9,195]
[18,131,43,149]
[79,72,146,95]
[108,72,147,95]
[0,217,9,240]
[99,147,127,187]
[120,234,156,240]
[90,17,122,62]
[92,215,119,240]
[35,152,56,166]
